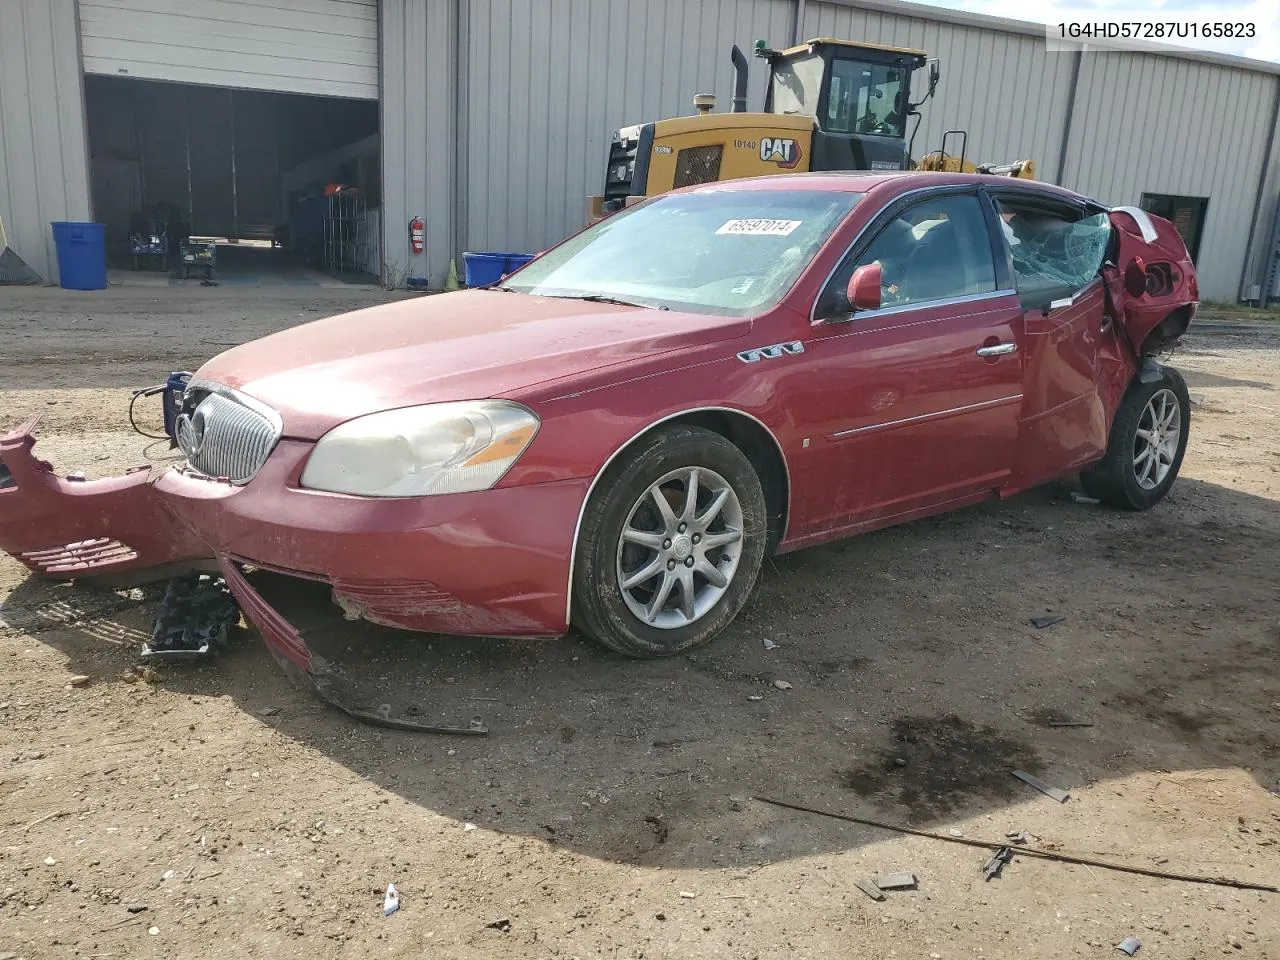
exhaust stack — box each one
[731,45,749,112]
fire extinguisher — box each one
[408,216,424,255]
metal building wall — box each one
[461,0,796,254]
[1062,53,1280,301]
[0,0,92,285]
[801,0,1077,179]
[379,0,457,287]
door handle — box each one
[976,343,1017,357]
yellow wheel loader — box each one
[594,37,1034,215]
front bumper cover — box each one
[0,418,586,641]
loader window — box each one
[502,189,861,316]
[771,53,825,116]
[826,59,905,138]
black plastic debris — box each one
[983,846,1014,881]
[143,575,240,660]
[1030,615,1066,629]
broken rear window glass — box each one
[996,203,1111,298]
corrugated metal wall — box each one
[380,0,457,286]
[801,0,1077,179]
[1061,53,1280,301]
[461,0,796,253]
[0,0,92,284]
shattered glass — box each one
[1006,212,1111,290]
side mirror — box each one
[847,262,883,312]
[1123,256,1148,298]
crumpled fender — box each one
[0,417,211,581]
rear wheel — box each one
[1080,367,1190,510]
[572,426,767,658]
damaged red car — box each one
[1,173,1197,664]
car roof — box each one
[684,171,1092,205]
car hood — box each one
[195,290,750,438]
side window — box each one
[815,193,997,318]
[993,198,1111,309]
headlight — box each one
[300,401,539,497]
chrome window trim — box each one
[563,406,790,627]
[828,288,1018,323]
[830,393,1024,439]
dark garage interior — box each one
[84,75,380,284]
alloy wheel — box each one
[615,466,745,629]
[1133,387,1181,490]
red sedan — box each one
[0,173,1196,664]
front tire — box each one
[572,425,767,658]
[1080,367,1190,510]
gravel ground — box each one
[0,287,1277,960]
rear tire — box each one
[1080,366,1190,510]
[572,425,767,658]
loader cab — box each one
[763,38,934,173]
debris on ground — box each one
[773,680,793,690]
[485,916,511,932]
[1012,769,1071,803]
[1047,719,1093,728]
[982,846,1014,881]
[754,795,1279,892]
[126,904,147,914]
[66,675,91,688]
[1116,936,1142,955]
[854,878,886,902]
[762,638,776,650]
[1070,491,1102,505]
[679,891,697,899]
[144,575,240,659]
[383,883,399,916]
[1006,831,1027,844]
[463,822,477,831]
[148,926,160,936]
[1030,615,1066,629]
[872,872,918,891]
[747,695,763,702]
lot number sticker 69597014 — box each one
[716,219,802,237]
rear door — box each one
[989,193,1113,490]
[793,189,1025,537]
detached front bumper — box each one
[0,419,586,639]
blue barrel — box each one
[51,222,107,290]
[462,251,534,287]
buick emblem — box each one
[175,406,206,460]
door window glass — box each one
[816,193,996,317]
[826,59,906,137]
[993,199,1110,307]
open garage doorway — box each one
[84,76,381,286]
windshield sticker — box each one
[716,218,802,237]
[731,277,756,294]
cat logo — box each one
[760,137,802,169]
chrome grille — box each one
[176,388,281,484]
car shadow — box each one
[4,477,1279,871]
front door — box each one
[793,191,1025,540]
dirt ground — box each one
[0,286,1278,960]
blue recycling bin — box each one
[462,251,534,287]
[51,221,107,290]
